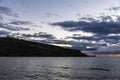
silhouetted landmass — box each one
[0,37,88,57]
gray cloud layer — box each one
[51,19,120,35]
[67,34,119,44]
[0,6,18,17]
[0,23,30,31]
[0,6,31,31]
[0,30,9,35]
[51,15,120,35]
[50,15,120,53]
[22,32,56,39]
[10,21,32,25]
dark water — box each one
[0,57,120,80]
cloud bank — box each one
[51,16,120,35]
[50,14,120,53]
[22,32,56,39]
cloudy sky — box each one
[0,0,120,54]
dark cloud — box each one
[0,6,18,17]
[7,32,56,42]
[10,21,32,25]
[7,33,22,38]
[98,16,113,22]
[0,30,9,35]
[83,47,98,51]
[0,22,29,31]
[68,36,97,41]
[64,33,120,53]
[22,32,56,39]
[108,6,120,11]
[67,34,120,44]
[0,30,10,37]
[116,16,120,22]
[51,16,120,35]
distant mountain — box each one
[0,37,88,57]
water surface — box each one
[0,57,120,80]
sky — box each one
[0,0,120,54]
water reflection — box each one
[49,58,73,80]
[0,57,120,80]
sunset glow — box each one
[96,54,120,57]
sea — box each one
[0,57,120,80]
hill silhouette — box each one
[0,37,88,57]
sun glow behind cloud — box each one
[52,44,72,47]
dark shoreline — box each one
[0,37,89,57]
